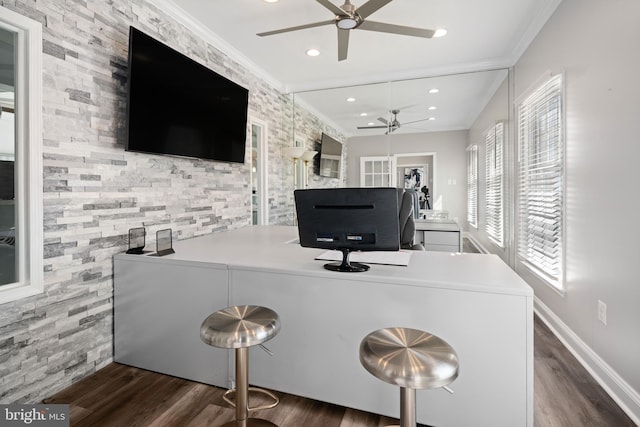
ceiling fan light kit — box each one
[337,17,360,30]
[257,0,439,61]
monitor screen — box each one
[125,27,248,163]
[294,187,399,272]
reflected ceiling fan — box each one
[257,0,436,61]
[357,109,431,134]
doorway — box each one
[395,152,436,211]
[250,117,268,225]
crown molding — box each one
[509,0,563,65]
[147,0,286,93]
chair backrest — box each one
[397,189,417,249]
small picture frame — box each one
[156,228,175,256]
[126,227,146,254]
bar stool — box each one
[200,305,281,427]
[359,327,459,427]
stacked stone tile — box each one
[0,0,344,403]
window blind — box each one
[466,145,478,227]
[485,122,504,246]
[517,74,563,288]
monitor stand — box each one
[324,249,370,273]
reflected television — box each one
[318,133,342,178]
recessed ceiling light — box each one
[428,106,437,110]
[346,97,356,102]
[367,122,376,126]
[433,28,447,38]
[428,117,436,121]
[264,0,279,3]
[306,49,320,57]
[429,88,439,94]
[360,112,368,116]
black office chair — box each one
[398,189,425,251]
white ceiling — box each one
[160,0,561,135]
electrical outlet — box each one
[597,300,607,325]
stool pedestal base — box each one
[385,387,416,427]
[220,419,278,427]
[224,347,278,427]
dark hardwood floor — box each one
[44,362,400,427]
[43,239,636,426]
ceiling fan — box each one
[257,0,436,61]
[357,109,432,134]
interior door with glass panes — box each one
[360,156,397,187]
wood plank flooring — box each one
[43,362,399,427]
[42,314,636,427]
[533,315,635,427]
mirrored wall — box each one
[291,68,509,224]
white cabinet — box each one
[415,219,463,252]
[114,257,230,387]
[113,226,533,427]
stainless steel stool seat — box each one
[201,305,281,427]
[360,327,458,427]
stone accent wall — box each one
[294,107,348,190]
[0,0,340,403]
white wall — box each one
[488,0,640,421]
[346,130,468,223]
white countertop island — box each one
[114,225,533,426]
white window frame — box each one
[360,155,397,187]
[0,9,43,304]
[516,73,564,291]
[466,145,478,228]
[485,122,504,247]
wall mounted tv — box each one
[125,27,249,163]
[318,133,342,178]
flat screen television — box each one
[318,133,342,178]
[125,27,249,163]
[294,187,399,272]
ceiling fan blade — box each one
[316,0,346,16]
[356,0,392,19]
[337,28,350,61]
[357,125,387,129]
[402,117,432,125]
[257,20,335,37]
[358,21,435,38]
[357,115,389,129]
[394,103,421,111]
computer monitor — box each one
[294,187,400,272]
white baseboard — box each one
[534,298,640,425]
[462,232,489,254]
